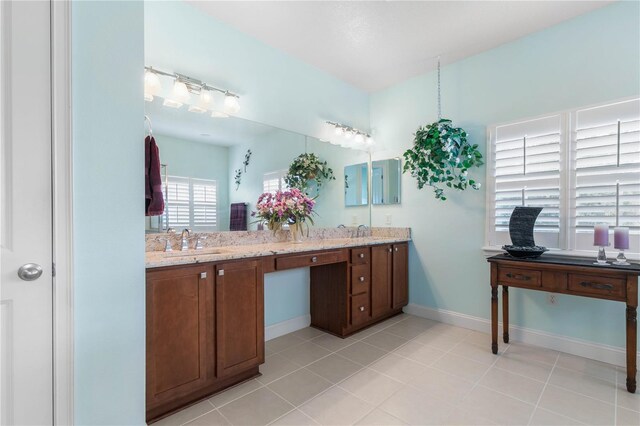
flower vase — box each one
[289,223,304,244]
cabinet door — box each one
[216,260,264,378]
[371,245,392,317]
[392,243,409,309]
[146,265,212,407]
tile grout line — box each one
[526,351,559,426]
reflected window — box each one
[163,176,218,231]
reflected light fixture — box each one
[211,111,229,118]
[162,99,183,109]
[144,68,162,96]
[334,126,344,136]
[172,80,190,103]
[188,105,207,114]
[223,93,241,114]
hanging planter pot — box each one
[402,59,484,201]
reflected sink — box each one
[163,247,227,257]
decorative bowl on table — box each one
[502,245,549,258]
[503,206,548,259]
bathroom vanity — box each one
[145,232,410,422]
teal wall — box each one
[72,1,145,424]
[155,134,231,230]
[370,1,640,348]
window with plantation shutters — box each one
[487,97,640,256]
[571,99,640,253]
[163,176,217,231]
[263,170,288,194]
[489,115,563,249]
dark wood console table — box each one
[487,254,640,393]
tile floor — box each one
[153,314,640,426]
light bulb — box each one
[354,133,364,143]
[172,80,190,102]
[345,130,354,139]
[366,136,374,145]
[144,70,161,96]
[200,90,212,106]
[334,126,344,136]
[224,94,240,114]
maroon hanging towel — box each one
[229,203,248,231]
[145,135,165,216]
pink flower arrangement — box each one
[252,188,316,231]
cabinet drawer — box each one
[351,264,370,295]
[276,250,344,270]
[568,274,626,300]
[351,248,370,265]
[351,293,370,326]
[498,267,541,288]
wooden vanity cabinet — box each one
[310,243,409,337]
[146,259,263,423]
[215,260,264,378]
[146,264,213,414]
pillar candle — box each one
[614,227,630,250]
[594,224,609,246]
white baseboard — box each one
[265,315,311,341]
[404,303,639,368]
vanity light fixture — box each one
[188,105,207,114]
[211,111,229,118]
[144,66,241,114]
[325,121,373,147]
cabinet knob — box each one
[388,248,392,253]
[359,276,365,282]
[311,256,318,263]
[394,247,398,252]
[359,306,365,312]
[218,269,224,276]
[200,272,207,279]
[359,253,364,258]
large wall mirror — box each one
[145,98,370,232]
[372,158,402,205]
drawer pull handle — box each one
[311,256,318,263]
[200,272,207,279]
[359,276,365,282]
[359,306,365,312]
[359,253,365,258]
[506,273,531,281]
[579,281,614,291]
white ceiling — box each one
[187,0,613,92]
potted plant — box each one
[252,188,316,243]
[403,118,483,200]
[284,153,335,194]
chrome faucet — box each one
[337,224,346,228]
[356,224,369,238]
[181,228,191,251]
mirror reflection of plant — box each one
[243,149,252,172]
[285,153,335,194]
[234,168,242,191]
[403,118,483,201]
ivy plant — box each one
[403,118,483,201]
[285,153,335,194]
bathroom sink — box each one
[163,248,227,257]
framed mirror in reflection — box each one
[144,97,371,233]
[372,158,401,205]
[344,163,368,207]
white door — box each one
[1,1,53,425]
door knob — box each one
[18,263,43,281]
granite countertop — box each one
[146,236,411,269]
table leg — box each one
[627,305,637,393]
[503,286,509,344]
[491,286,498,354]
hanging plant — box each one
[403,119,483,200]
[284,153,335,193]
[402,58,483,201]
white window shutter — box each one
[164,176,218,231]
[572,99,640,253]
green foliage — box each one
[285,153,335,194]
[403,118,483,201]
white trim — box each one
[404,303,639,368]
[265,315,311,341]
[51,1,73,424]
